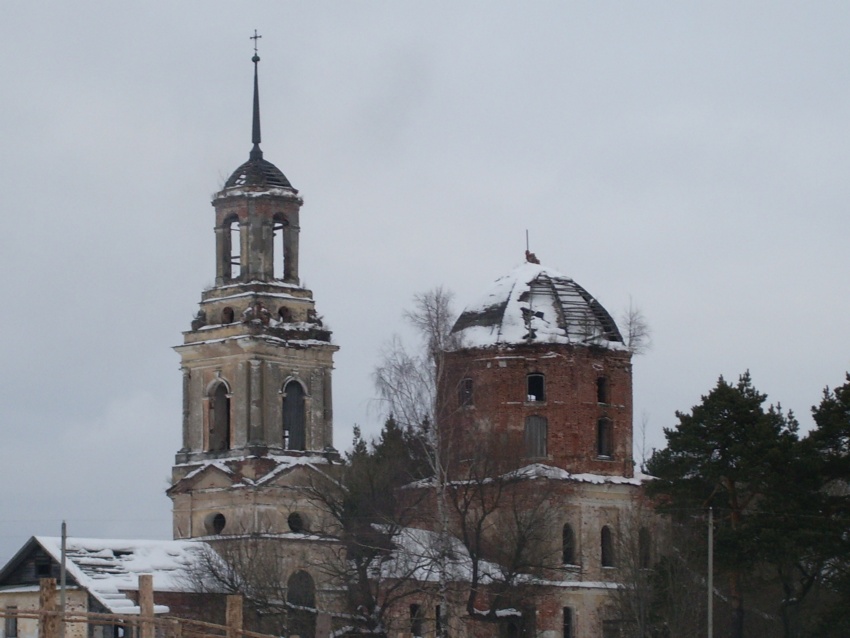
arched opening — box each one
[639,527,651,569]
[562,523,576,565]
[527,373,545,402]
[597,418,613,458]
[563,607,574,638]
[204,512,227,535]
[288,512,306,533]
[524,415,547,458]
[283,381,306,451]
[596,376,609,403]
[208,383,230,452]
[278,306,293,323]
[224,215,241,280]
[458,378,474,407]
[601,526,615,567]
[221,307,235,324]
[273,214,287,280]
[286,570,316,638]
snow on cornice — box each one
[212,187,302,202]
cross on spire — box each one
[250,29,262,160]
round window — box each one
[288,512,305,533]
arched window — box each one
[563,607,574,638]
[601,526,615,567]
[596,376,609,403]
[525,415,547,458]
[286,570,316,638]
[208,383,230,452]
[273,214,287,280]
[597,417,613,458]
[283,381,306,451]
[639,527,651,569]
[527,373,545,402]
[221,307,235,324]
[224,215,241,280]
[562,524,576,565]
[458,378,474,407]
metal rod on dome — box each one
[250,30,263,160]
[59,520,67,638]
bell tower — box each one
[169,46,339,539]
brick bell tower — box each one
[439,253,634,478]
[168,47,339,539]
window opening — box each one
[221,307,235,324]
[458,378,474,407]
[601,526,615,567]
[597,418,613,458]
[596,376,609,403]
[527,373,545,402]
[209,383,230,452]
[409,604,424,638]
[227,217,241,280]
[273,215,287,280]
[278,306,292,323]
[288,512,306,533]
[211,513,226,534]
[283,381,306,451]
[35,558,52,577]
[5,607,17,638]
[562,524,576,565]
[524,415,547,458]
[639,527,651,569]
[435,605,442,638]
[287,571,316,638]
[562,607,573,638]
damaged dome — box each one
[451,262,625,349]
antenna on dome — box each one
[250,29,263,161]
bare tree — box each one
[621,301,651,355]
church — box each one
[0,49,661,638]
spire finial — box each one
[250,30,263,161]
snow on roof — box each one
[452,262,626,350]
[507,463,651,486]
[35,537,211,615]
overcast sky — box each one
[1,1,849,562]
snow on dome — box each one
[451,261,625,349]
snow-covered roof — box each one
[452,262,625,349]
[34,537,211,615]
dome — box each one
[451,261,625,349]
[224,156,294,190]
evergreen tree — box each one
[647,372,798,638]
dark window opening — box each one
[204,512,226,535]
[35,558,52,577]
[639,527,651,569]
[524,415,547,458]
[601,526,615,567]
[283,381,306,451]
[221,307,235,324]
[562,524,576,565]
[458,378,474,407]
[278,306,293,323]
[436,605,443,638]
[209,383,230,452]
[287,571,316,638]
[288,512,306,533]
[596,377,609,403]
[597,418,613,458]
[527,373,545,402]
[410,604,424,638]
[563,607,573,638]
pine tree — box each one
[647,372,798,638]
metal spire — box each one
[250,30,263,160]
